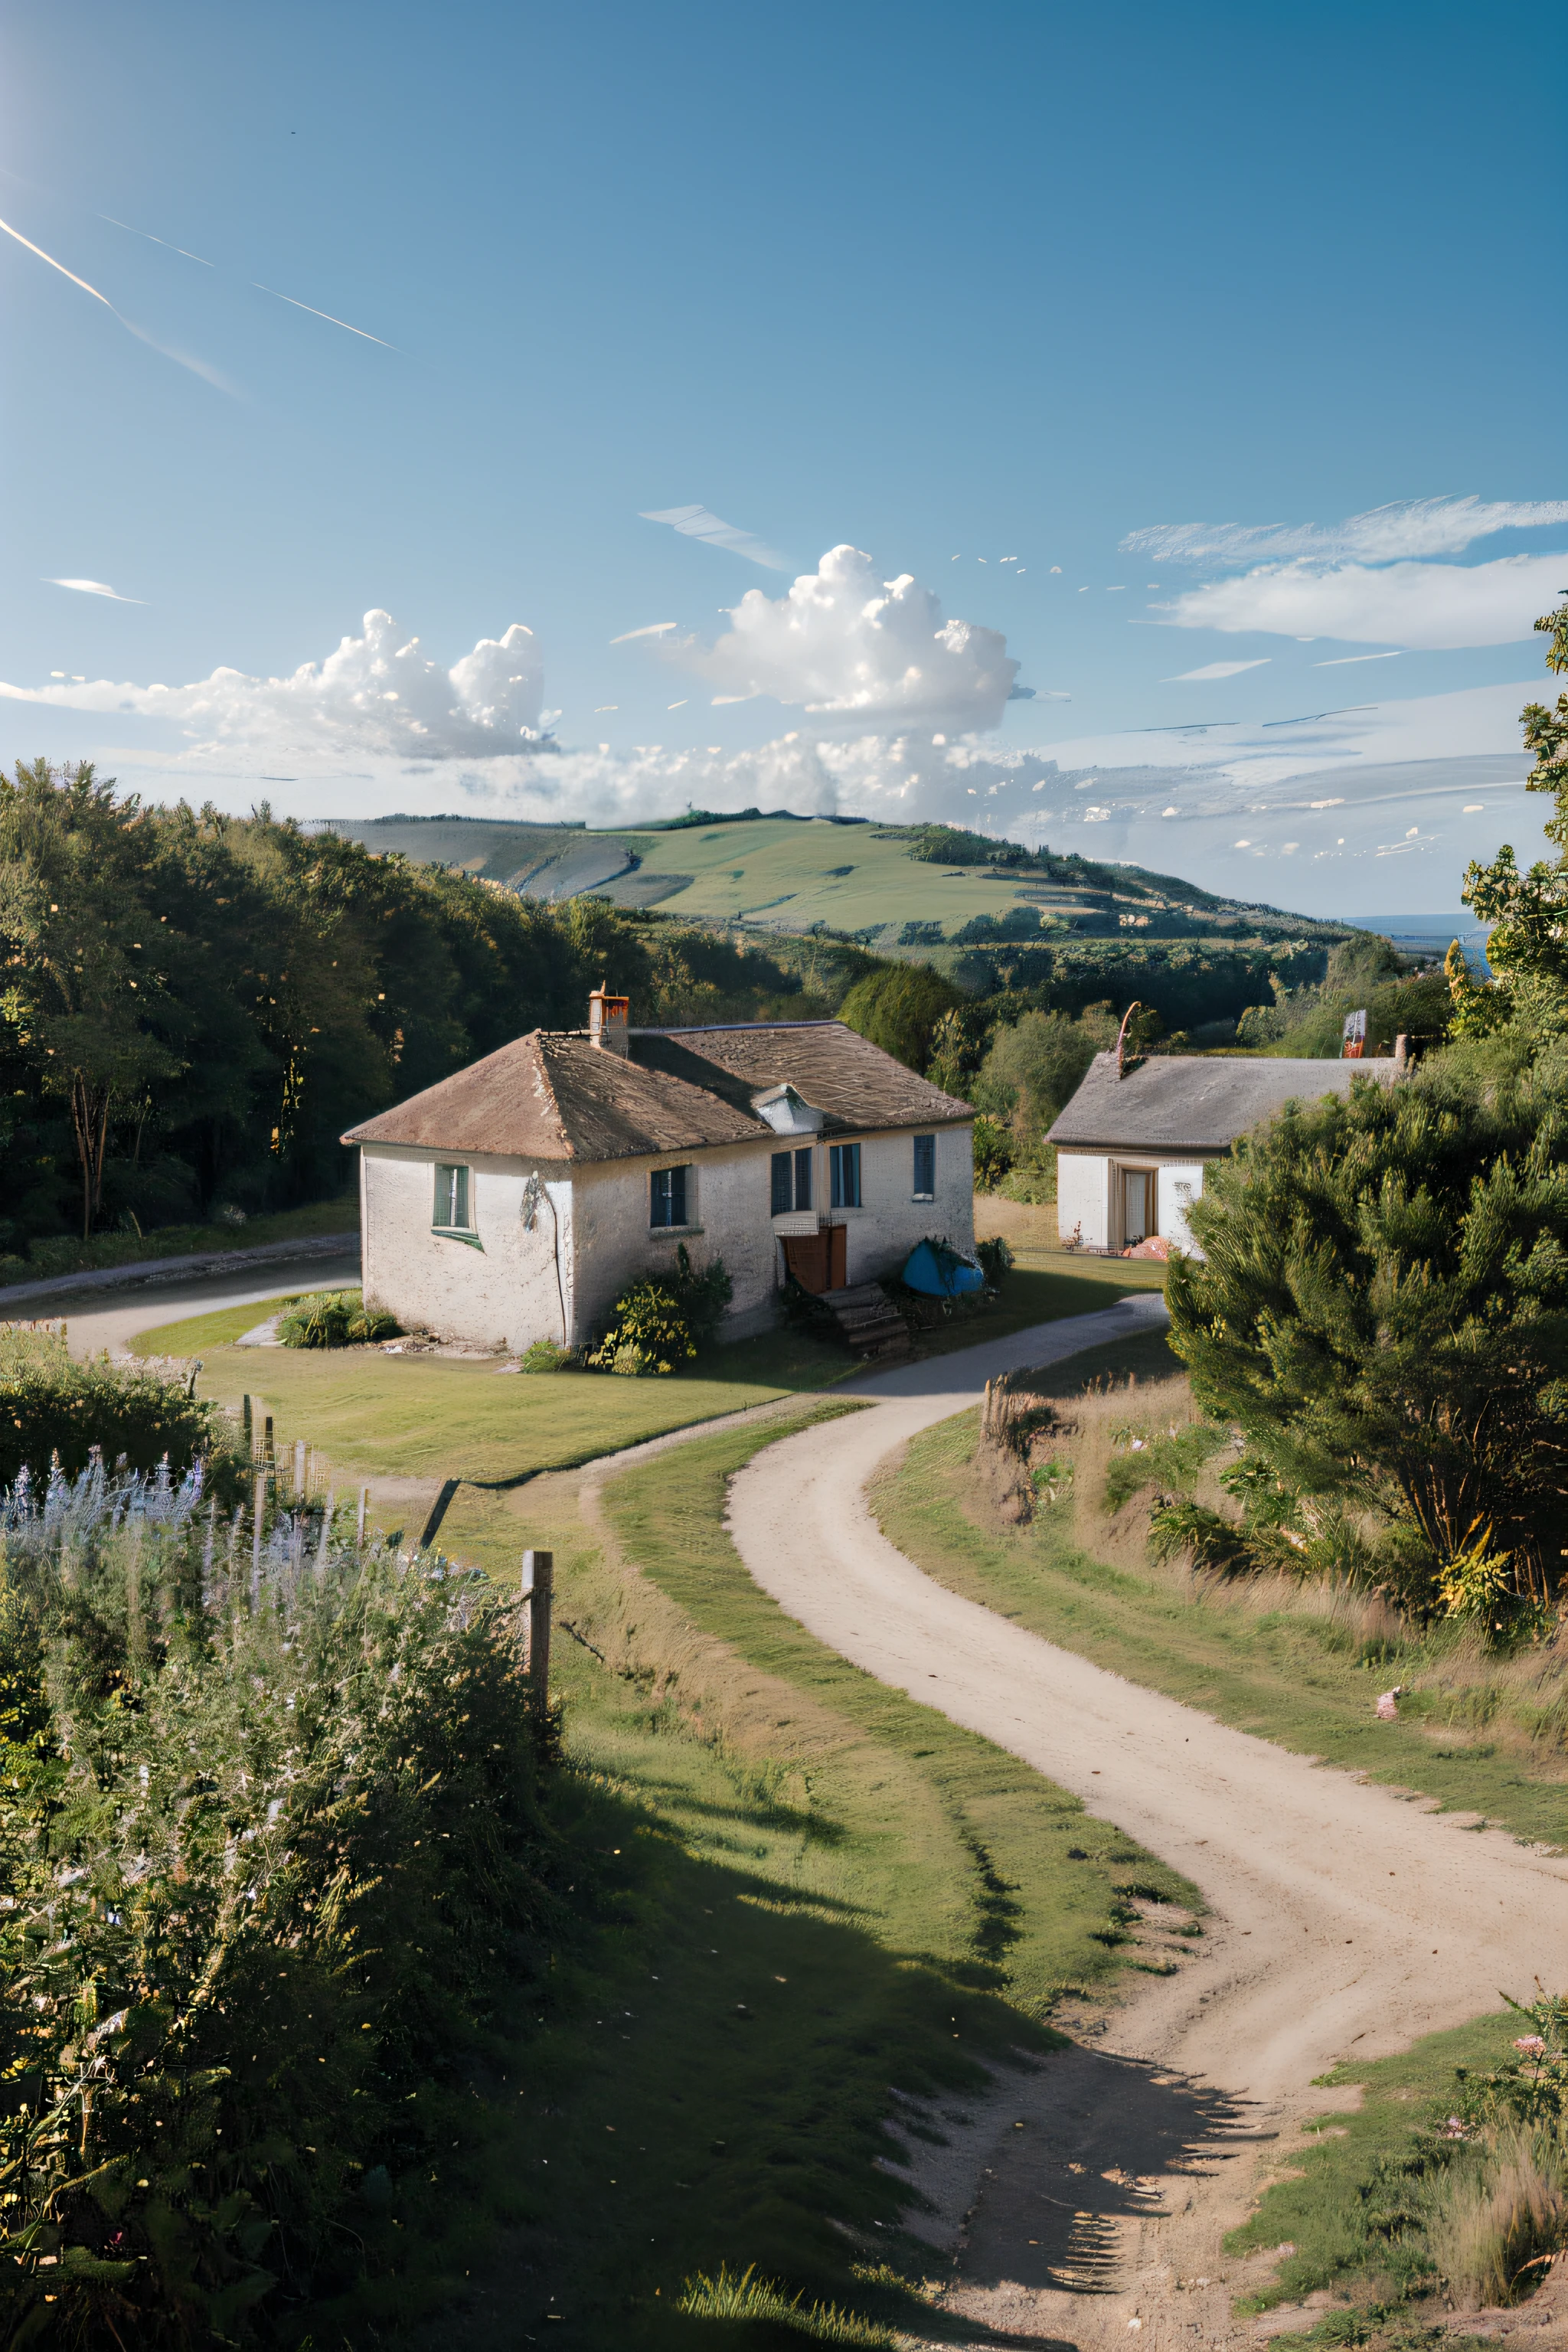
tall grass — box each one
[0,1452,557,2345]
[1424,2127,1566,2308]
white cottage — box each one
[1047,1047,1403,1253]
[341,988,975,1351]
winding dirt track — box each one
[726,1297,1568,2344]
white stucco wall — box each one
[827,1124,975,1287]
[359,1119,975,1350]
[1056,1151,1109,1250]
[361,1145,574,1353]
[1157,1162,1206,1255]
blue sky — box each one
[2,0,1564,913]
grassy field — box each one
[319,810,1342,946]
[871,1325,1568,1850]
[292,1404,1200,2349]
[129,1259,1164,1497]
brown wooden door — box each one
[782,1232,829,1294]
[827,1222,847,1289]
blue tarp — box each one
[902,1237,985,1298]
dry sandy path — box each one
[37,1252,362,1362]
[725,1296,1568,2345]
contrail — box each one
[100,214,214,266]
[0,211,115,306]
[0,210,232,390]
[252,283,398,349]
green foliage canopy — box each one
[1166,1064,1568,1608]
[836,960,967,1073]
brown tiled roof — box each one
[1047,1049,1400,1154]
[342,1021,972,1163]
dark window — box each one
[793,1146,813,1211]
[771,1152,792,1214]
[913,1134,936,1198]
[829,1142,861,1210]
[651,1165,689,1229]
[433,1163,470,1229]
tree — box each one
[1165,1063,1568,1609]
[1460,598,1568,1027]
[0,763,181,1236]
[971,1004,1119,1145]
[837,961,967,1073]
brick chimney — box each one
[588,985,629,1056]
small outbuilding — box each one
[1047,1047,1403,1254]
[341,988,975,1352]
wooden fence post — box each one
[293,1439,306,1500]
[356,1485,368,1547]
[251,1471,266,1608]
[243,1395,253,1457]
[523,1550,553,1715]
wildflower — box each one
[1514,2035,1547,2055]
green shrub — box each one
[972,1114,1014,1188]
[0,1459,557,2345]
[521,1338,574,1373]
[671,1243,734,1344]
[276,1289,401,1348]
[588,1282,695,1375]
[975,1235,1014,1287]
[0,1325,220,1488]
[837,962,967,1073]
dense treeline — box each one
[0,763,829,1259]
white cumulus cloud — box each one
[0,608,546,756]
[1152,552,1568,650]
[668,544,1019,730]
[1123,496,1568,567]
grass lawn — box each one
[129,1263,1162,1495]
[871,1325,1568,1851]
[300,1405,1199,2349]
[1225,2008,1525,2338]
[0,1192,358,1289]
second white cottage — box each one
[341,986,976,1351]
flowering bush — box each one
[0,1455,558,2344]
[589,1282,694,1376]
[0,1325,222,1488]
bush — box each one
[521,1338,574,1372]
[671,1242,733,1344]
[0,1457,558,2345]
[972,1115,1014,1188]
[0,1325,222,1488]
[975,1234,1014,1287]
[276,1289,401,1348]
[588,1282,695,1375]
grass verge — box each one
[870,1327,1568,1849]
[1226,2011,1525,2327]
[295,1404,1197,2348]
[0,1192,358,1288]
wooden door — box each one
[827,1222,847,1289]
[782,1232,829,1294]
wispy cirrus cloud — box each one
[45,577,145,603]
[1152,551,1568,649]
[640,504,786,570]
[1123,495,1568,567]
[1164,658,1270,681]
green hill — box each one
[315,812,1353,956]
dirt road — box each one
[725,1298,1568,2344]
[37,1252,362,1362]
